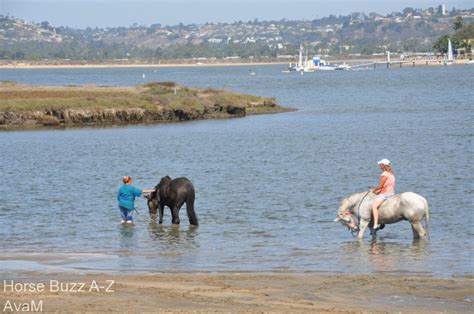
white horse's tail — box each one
[424,198,431,240]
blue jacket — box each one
[117,185,142,210]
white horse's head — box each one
[336,197,351,215]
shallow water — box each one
[0,65,473,276]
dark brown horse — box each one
[146,176,198,226]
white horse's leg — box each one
[411,224,420,239]
[410,222,426,239]
[358,219,369,239]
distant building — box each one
[438,4,447,15]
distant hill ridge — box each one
[1,6,473,61]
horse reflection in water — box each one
[340,239,430,273]
[370,238,430,273]
[147,221,198,249]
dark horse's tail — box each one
[186,185,198,226]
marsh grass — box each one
[0,81,285,115]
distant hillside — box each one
[1,6,473,62]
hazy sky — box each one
[2,0,472,28]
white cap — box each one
[377,158,391,165]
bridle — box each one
[341,211,360,237]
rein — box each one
[356,190,371,222]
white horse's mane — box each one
[342,192,368,213]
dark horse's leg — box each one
[186,190,198,226]
[158,204,165,224]
[171,207,180,224]
[171,198,185,225]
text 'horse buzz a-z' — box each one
[145,176,198,226]
[335,191,430,240]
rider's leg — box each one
[372,198,384,228]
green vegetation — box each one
[0,86,137,111]
[453,16,464,31]
[0,81,281,111]
[433,20,474,55]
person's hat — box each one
[377,159,391,165]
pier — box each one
[341,56,467,70]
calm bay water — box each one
[0,65,472,276]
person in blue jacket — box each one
[117,176,153,224]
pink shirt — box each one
[380,171,395,194]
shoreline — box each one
[0,61,287,70]
[0,59,471,69]
[0,108,295,132]
[1,272,472,312]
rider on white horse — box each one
[370,159,396,232]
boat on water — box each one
[249,69,257,75]
[335,63,351,70]
[311,56,338,71]
[283,44,352,73]
[282,62,297,73]
[296,44,306,72]
[466,60,474,65]
[283,44,314,73]
[444,39,454,66]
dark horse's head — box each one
[146,176,172,218]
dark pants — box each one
[119,206,133,221]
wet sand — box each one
[1,273,472,312]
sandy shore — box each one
[0,62,286,69]
[1,273,472,312]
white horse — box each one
[335,191,430,240]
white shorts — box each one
[378,192,394,200]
